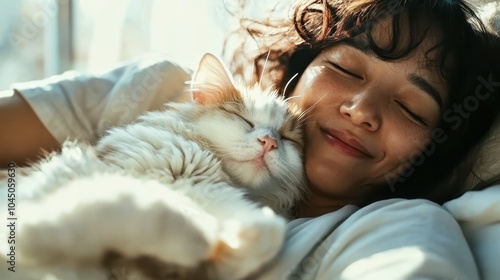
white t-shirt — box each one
[14,54,193,145]
[13,55,479,279]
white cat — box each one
[0,53,305,280]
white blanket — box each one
[0,196,482,280]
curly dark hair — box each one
[225,0,500,204]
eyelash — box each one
[232,112,301,145]
[236,114,299,144]
[395,101,428,126]
[280,135,292,142]
[222,107,255,128]
[235,113,254,128]
[282,136,301,146]
[327,60,363,80]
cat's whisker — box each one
[306,94,325,111]
[299,111,320,121]
[298,109,315,121]
[298,116,323,127]
[295,94,326,123]
[250,61,256,85]
[300,120,323,127]
[296,112,316,126]
[185,81,201,91]
[259,51,271,88]
[284,95,301,103]
[281,169,303,188]
[283,73,299,97]
[186,81,205,86]
[264,84,277,94]
[185,81,211,90]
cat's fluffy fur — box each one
[0,54,305,280]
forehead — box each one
[369,14,442,54]
[352,15,449,104]
[241,87,290,124]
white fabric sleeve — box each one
[257,199,479,280]
[12,54,192,145]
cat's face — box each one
[189,54,305,194]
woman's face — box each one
[290,29,448,205]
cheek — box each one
[292,66,330,109]
[382,125,432,177]
[301,125,367,196]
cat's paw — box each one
[132,196,220,267]
[14,174,220,269]
[209,207,287,280]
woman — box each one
[1,0,499,278]
[228,0,500,214]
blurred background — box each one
[0,0,498,89]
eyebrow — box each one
[407,74,444,109]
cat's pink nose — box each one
[258,135,278,153]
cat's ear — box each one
[190,53,237,105]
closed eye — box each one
[281,134,301,146]
[395,100,428,126]
[235,113,255,128]
[221,107,255,128]
[327,60,363,80]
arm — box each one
[0,89,59,168]
[0,55,192,168]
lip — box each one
[320,128,373,159]
[252,156,267,168]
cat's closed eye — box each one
[235,113,255,128]
[279,117,303,147]
[280,135,298,144]
[221,106,255,128]
[280,133,302,148]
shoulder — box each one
[348,197,454,225]
[316,199,478,280]
[281,199,479,280]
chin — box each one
[224,160,271,189]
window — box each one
[0,0,314,90]
[0,0,232,88]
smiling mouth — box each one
[320,128,373,159]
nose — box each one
[340,93,381,131]
[258,135,278,153]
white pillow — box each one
[443,185,500,280]
[477,1,499,36]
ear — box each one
[191,53,236,105]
